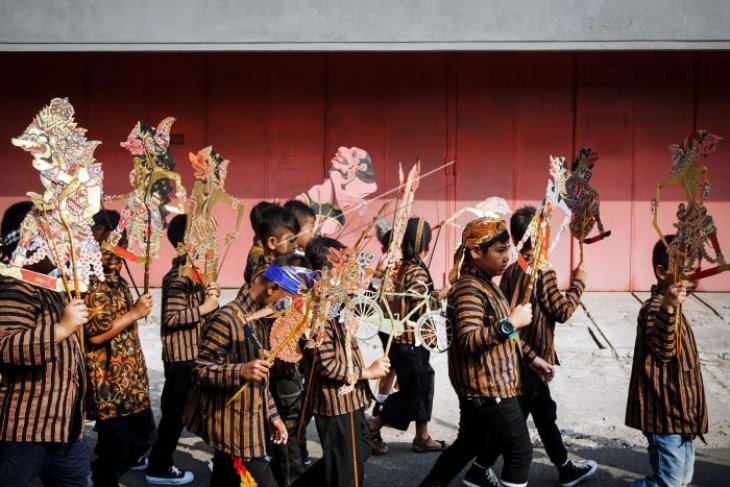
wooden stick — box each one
[349,409,360,487]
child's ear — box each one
[267,282,280,297]
[266,236,277,251]
[654,264,669,281]
[468,246,481,260]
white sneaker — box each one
[145,466,195,485]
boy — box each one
[0,203,90,486]
[147,214,221,485]
[293,236,390,487]
[464,206,597,487]
[184,254,317,487]
[369,217,447,455]
[84,210,156,487]
[419,217,553,487]
[284,199,316,251]
[625,236,706,487]
[244,201,278,286]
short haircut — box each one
[272,253,312,270]
[652,235,675,271]
[1,201,33,260]
[284,199,316,225]
[250,201,278,237]
[510,206,537,247]
[305,237,346,271]
[167,214,187,249]
[257,206,300,244]
[92,209,121,232]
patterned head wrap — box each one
[449,217,508,284]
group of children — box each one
[0,194,709,487]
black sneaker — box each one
[145,466,195,485]
[462,464,500,487]
[128,455,148,472]
[558,459,598,487]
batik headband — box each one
[263,264,319,295]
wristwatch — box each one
[499,318,518,341]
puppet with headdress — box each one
[296,146,377,236]
[104,117,186,291]
[1,98,104,295]
[180,146,244,285]
[563,147,611,260]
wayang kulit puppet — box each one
[180,146,245,285]
[103,117,186,292]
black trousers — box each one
[476,369,568,468]
[92,408,156,487]
[419,397,532,487]
[148,360,195,474]
[292,409,371,487]
[0,438,90,487]
[211,449,278,487]
[271,418,303,487]
[379,343,435,431]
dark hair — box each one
[402,217,432,262]
[257,206,300,245]
[652,235,675,271]
[379,230,392,251]
[1,201,33,261]
[167,214,187,249]
[250,201,278,238]
[272,253,312,270]
[284,199,316,225]
[92,209,121,232]
[510,206,537,247]
[305,237,346,271]
[463,229,511,264]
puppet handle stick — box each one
[296,363,316,441]
[350,409,360,487]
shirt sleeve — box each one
[163,276,203,330]
[644,300,680,363]
[537,269,585,324]
[452,278,508,354]
[314,322,363,383]
[192,313,246,389]
[0,284,56,367]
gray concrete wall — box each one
[1,0,729,51]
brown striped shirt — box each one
[184,290,280,460]
[447,265,535,404]
[625,287,708,438]
[499,263,585,365]
[0,276,86,442]
[309,319,372,416]
[392,261,439,346]
[161,257,207,363]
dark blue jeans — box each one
[0,438,90,487]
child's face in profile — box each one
[519,247,535,265]
[268,228,298,257]
[470,240,512,277]
[296,216,316,249]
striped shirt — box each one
[625,287,708,438]
[392,261,439,346]
[0,276,86,442]
[499,263,585,365]
[161,257,207,363]
[309,319,372,416]
[184,290,280,460]
[447,265,535,404]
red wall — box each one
[1,52,728,291]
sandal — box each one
[412,436,447,453]
[369,430,389,455]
